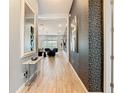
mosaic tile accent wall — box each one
[88,0,104,92]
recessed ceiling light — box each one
[58,24,62,27]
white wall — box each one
[9,0,38,93]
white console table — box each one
[22,57,43,86]
[22,57,43,64]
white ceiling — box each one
[38,0,73,18]
[38,19,67,35]
[38,0,73,35]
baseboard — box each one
[16,82,25,93]
[69,62,103,93]
[69,63,89,93]
[16,71,38,93]
[68,62,103,93]
[62,52,103,93]
[62,53,88,93]
[62,50,69,62]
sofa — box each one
[45,48,58,57]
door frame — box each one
[104,0,114,93]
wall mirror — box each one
[21,0,36,58]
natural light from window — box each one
[42,40,57,49]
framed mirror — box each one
[21,0,36,58]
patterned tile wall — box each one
[88,0,104,92]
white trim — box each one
[62,52,88,93]
[38,14,68,20]
[20,0,37,58]
[16,71,38,93]
[104,0,112,93]
[62,50,69,62]
[69,63,89,93]
[38,16,67,20]
[16,83,25,93]
[63,52,104,93]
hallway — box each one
[9,0,105,92]
[20,53,87,93]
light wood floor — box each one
[20,53,87,93]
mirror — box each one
[24,3,35,53]
[21,0,36,58]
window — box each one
[42,40,57,49]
